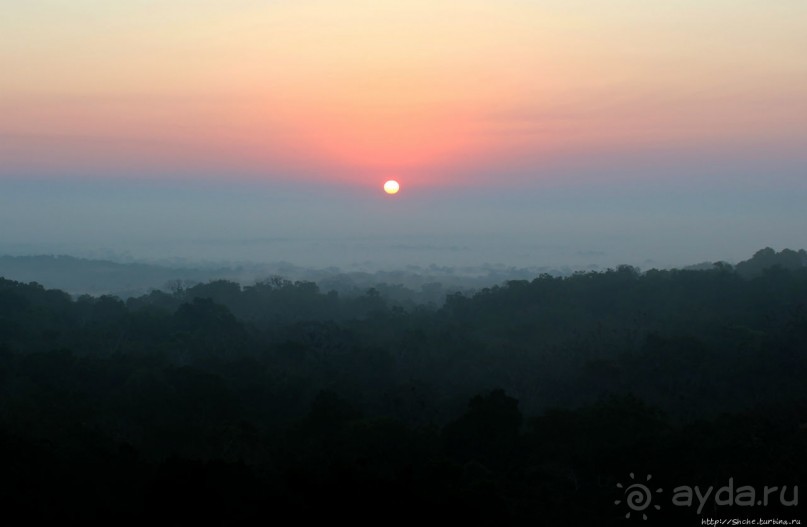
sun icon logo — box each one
[615,473,663,520]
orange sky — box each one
[2,0,806,188]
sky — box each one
[1,1,806,269]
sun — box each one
[383,180,400,195]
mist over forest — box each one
[1,247,805,525]
[3,247,804,301]
[3,177,806,275]
[0,253,581,301]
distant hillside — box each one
[0,255,243,297]
[684,247,806,276]
[0,254,564,301]
[734,247,807,278]
[2,248,804,300]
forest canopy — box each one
[0,247,804,525]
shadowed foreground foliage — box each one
[1,250,805,524]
